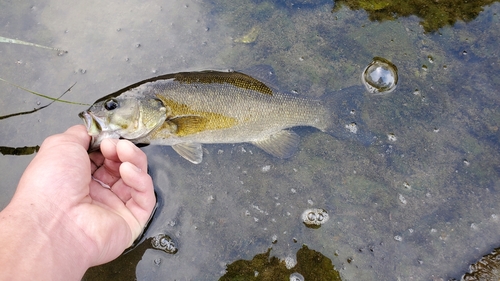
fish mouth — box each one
[78,111,107,152]
[78,111,105,136]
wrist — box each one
[0,198,96,280]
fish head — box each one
[79,95,167,151]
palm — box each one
[16,126,155,266]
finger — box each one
[89,180,123,208]
[100,139,120,162]
[108,179,132,204]
[116,140,148,173]
[120,162,156,225]
[88,180,141,247]
[38,125,91,154]
[91,139,122,187]
[89,152,105,174]
[63,125,92,149]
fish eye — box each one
[104,99,119,111]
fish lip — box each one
[78,111,94,133]
[78,110,106,136]
[79,110,108,152]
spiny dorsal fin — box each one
[239,65,280,89]
[251,130,300,159]
[173,71,273,96]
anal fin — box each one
[251,130,300,159]
[172,142,203,164]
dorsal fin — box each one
[239,65,280,89]
[173,71,273,96]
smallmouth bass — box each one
[79,67,363,163]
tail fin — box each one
[321,85,376,146]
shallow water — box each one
[1,0,499,280]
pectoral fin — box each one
[251,130,300,159]
[172,142,203,164]
[169,115,208,137]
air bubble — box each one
[398,194,407,205]
[289,272,304,281]
[394,235,403,241]
[361,57,398,95]
[302,208,329,228]
[307,212,316,221]
[151,233,178,254]
[345,122,358,134]
[317,213,324,221]
[285,256,297,269]
[261,165,271,172]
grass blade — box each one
[0,36,67,54]
[0,77,89,105]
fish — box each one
[79,67,367,164]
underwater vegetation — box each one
[459,247,500,281]
[332,0,499,32]
[219,245,342,281]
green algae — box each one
[220,245,342,281]
[332,0,499,32]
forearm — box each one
[0,200,94,281]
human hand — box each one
[5,125,156,273]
